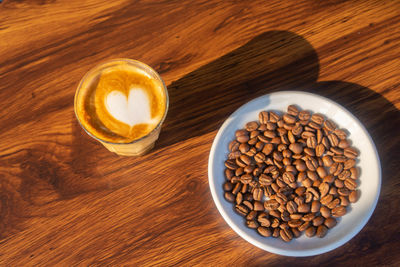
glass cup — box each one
[74,59,169,156]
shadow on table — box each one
[155,30,400,263]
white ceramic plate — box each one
[208,91,381,257]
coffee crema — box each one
[75,63,166,143]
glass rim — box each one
[74,58,169,145]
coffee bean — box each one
[337,187,350,196]
[269,210,281,219]
[344,147,358,158]
[305,226,316,237]
[253,201,264,211]
[277,120,285,128]
[304,147,315,156]
[240,174,252,184]
[344,178,357,190]
[332,206,346,217]
[297,110,310,121]
[334,179,344,188]
[324,217,337,229]
[307,187,320,200]
[334,129,347,140]
[321,194,333,206]
[329,162,340,175]
[344,159,356,169]
[307,171,318,181]
[320,206,331,218]
[265,122,276,131]
[264,199,279,210]
[253,152,265,163]
[224,192,235,202]
[316,166,327,178]
[283,171,296,184]
[246,220,259,229]
[258,215,271,228]
[225,169,234,180]
[238,143,249,154]
[298,203,310,213]
[310,200,320,213]
[287,105,299,116]
[350,167,359,179]
[322,175,335,184]
[315,143,325,157]
[237,135,250,144]
[309,121,322,130]
[333,156,346,163]
[239,154,252,166]
[283,114,296,124]
[245,210,257,221]
[281,211,290,222]
[252,188,263,201]
[271,183,280,193]
[250,130,261,139]
[340,196,350,206]
[316,225,328,238]
[321,136,330,150]
[311,114,324,125]
[246,147,257,157]
[349,190,360,203]
[313,179,321,188]
[245,121,259,131]
[323,119,336,131]
[280,228,293,242]
[223,182,233,192]
[259,111,269,124]
[257,226,272,237]
[330,147,343,155]
[225,159,238,170]
[229,140,240,151]
[313,216,324,227]
[272,228,280,238]
[269,111,280,123]
[235,167,245,177]
[307,136,317,149]
[292,124,303,136]
[291,213,303,221]
[317,129,323,144]
[236,192,243,205]
[235,204,249,216]
[263,130,276,139]
[302,213,315,222]
[318,182,329,198]
[338,139,350,149]
[297,221,309,232]
[306,158,318,171]
[327,198,340,209]
[288,219,302,228]
[271,137,281,144]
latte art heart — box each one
[105,88,156,127]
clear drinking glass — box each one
[74,59,169,156]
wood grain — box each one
[0,0,399,265]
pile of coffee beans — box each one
[223,105,360,242]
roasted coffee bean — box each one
[257,226,272,237]
[231,176,240,184]
[258,124,268,131]
[271,137,281,144]
[269,210,281,219]
[271,183,280,193]
[320,206,331,218]
[324,217,337,229]
[236,192,243,205]
[327,198,340,209]
[264,199,279,210]
[338,139,350,149]
[288,219,302,228]
[283,114,296,124]
[272,228,280,238]
[223,182,233,192]
[323,118,336,131]
[330,147,343,155]
[316,225,328,238]
[224,192,235,202]
[302,178,313,188]
[313,179,321,188]
[309,121,322,130]
[246,220,259,229]
[304,147,315,156]
[349,190,360,203]
[255,142,264,152]
[240,174,253,184]
[229,140,240,152]
[245,121,259,131]
[315,144,325,157]
[280,228,293,242]
[328,133,339,147]
[282,171,296,184]
[344,147,358,159]
[237,134,250,143]
[281,211,290,222]
[277,127,287,136]
[321,194,333,206]
[334,179,344,188]
[323,174,335,184]
[246,210,257,221]
[265,122,276,131]
[287,105,299,116]
[228,151,242,159]
[350,167,359,179]
[304,126,316,132]
[258,216,271,228]
[311,114,324,125]
[307,187,320,200]
[264,130,276,139]
[307,136,317,149]
[332,206,346,217]
[302,213,315,222]
[286,201,298,214]
[235,167,245,177]
[340,196,350,206]
[242,200,253,211]
[334,129,347,140]
[344,159,356,169]
[277,143,287,151]
[252,187,263,201]
[246,147,257,157]
[333,156,346,163]
[244,165,255,174]
[344,178,357,190]
[307,171,318,181]
[289,143,303,154]
[310,200,320,213]
[250,130,261,139]
[297,172,307,183]
[321,136,330,150]
[298,110,310,121]
[257,135,270,143]
[316,129,323,144]
[337,187,351,196]
[235,204,249,216]
[280,134,290,144]
[282,149,292,158]
[239,143,250,153]
[225,159,238,170]
[259,174,273,186]
[277,204,286,213]
[267,111,279,123]
[298,203,310,213]
[263,186,274,198]
[319,182,330,198]
[254,201,264,211]
[291,213,303,221]
[298,221,310,232]
[306,158,318,171]
[292,124,303,136]
[329,162,340,175]
[313,216,324,227]
[253,152,265,163]
[275,192,288,204]
[259,111,269,124]
[305,226,316,237]
[316,166,327,178]
[260,143,273,156]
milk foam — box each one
[105,87,157,127]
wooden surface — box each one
[1,0,399,265]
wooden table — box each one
[1,0,399,265]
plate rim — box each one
[208,90,381,257]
